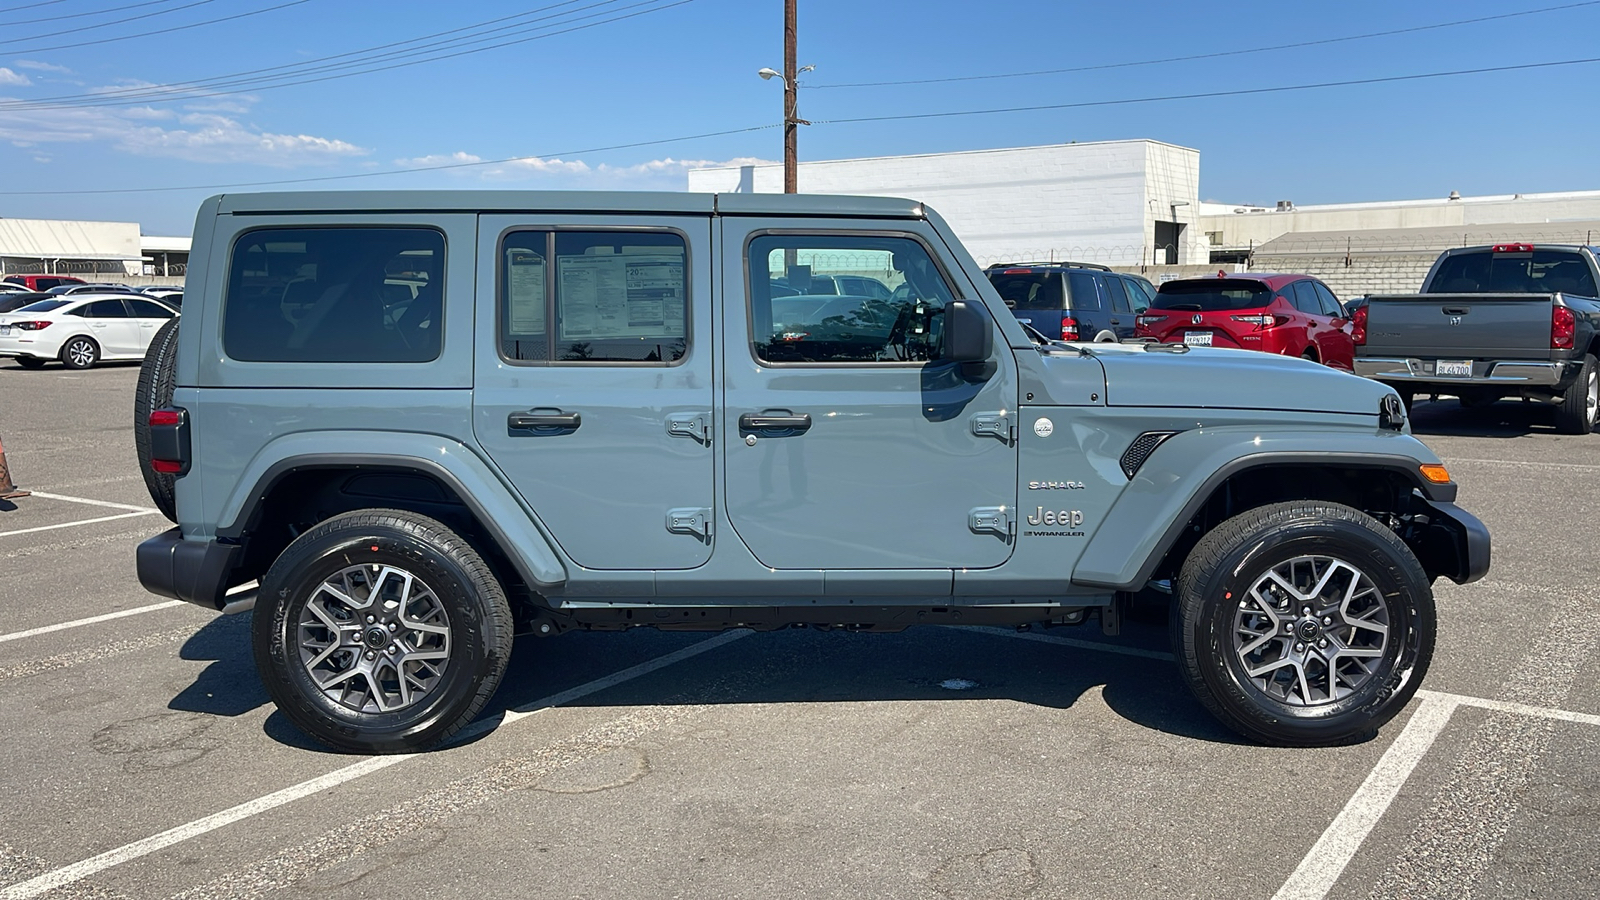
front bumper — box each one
[137,528,242,610]
[1355,357,1574,388]
[1416,499,1491,585]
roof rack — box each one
[984,261,1113,272]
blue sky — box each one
[1,0,1598,234]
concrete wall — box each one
[689,140,1205,267]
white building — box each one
[688,140,1205,267]
[0,216,189,279]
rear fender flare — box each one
[217,430,566,589]
[1071,427,1452,591]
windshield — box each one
[990,272,1064,310]
[1153,280,1274,311]
[14,299,70,313]
[1429,249,1598,297]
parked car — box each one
[0,282,35,293]
[140,287,183,306]
[985,262,1154,342]
[0,293,179,369]
[1352,243,1600,433]
[130,190,1486,754]
[771,273,892,300]
[48,282,135,295]
[0,292,54,313]
[1135,273,1356,370]
[2,274,85,292]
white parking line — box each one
[0,601,187,646]
[26,492,159,513]
[0,509,162,539]
[1271,696,1462,900]
[0,630,752,900]
[1422,688,1600,728]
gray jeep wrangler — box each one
[133,191,1489,753]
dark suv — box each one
[985,262,1155,342]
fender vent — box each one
[1120,431,1180,479]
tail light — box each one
[9,321,52,331]
[1552,305,1576,349]
[1351,305,1368,345]
[1135,314,1166,329]
[1229,314,1276,327]
[147,407,190,476]
[1060,317,1080,341]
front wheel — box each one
[1173,502,1434,747]
[253,509,513,753]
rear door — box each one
[720,219,1019,573]
[1311,281,1355,370]
[1065,271,1106,340]
[472,215,715,570]
[1103,275,1136,341]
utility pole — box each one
[783,0,798,194]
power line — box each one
[811,56,1600,124]
[810,0,1600,89]
[0,0,687,110]
[0,0,198,28]
[2,0,216,43]
[0,123,782,195]
[0,0,75,13]
[3,0,314,55]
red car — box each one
[2,274,86,292]
[1135,273,1356,370]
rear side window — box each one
[77,300,129,318]
[1154,280,1273,312]
[1104,276,1132,313]
[989,272,1062,310]
[498,230,687,364]
[1065,272,1102,310]
[1430,250,1598,297]
[224,227,445,363]
[1290,281,1323,315]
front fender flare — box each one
[1072,427,1453,591]
[217,430,567,590]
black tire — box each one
[1172,501,1435,747]
[15,357,46,369]
[1554,353,1598,435]
[134,319,180,521]
[253,509,513,753]
[59,336,98,370]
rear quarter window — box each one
[223,227,445,363]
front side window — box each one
[499,231,687,364]
[748,234,956,364]
[129,299,176,319]
[1312,282,1343,317]
[224,227,445,363]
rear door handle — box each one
[508,408,582,432]
[739,411,811,434]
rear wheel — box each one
[15,358,46,369]
[1173,501,1434,747]
[60,336,98,370]
[253,509,513,753]
[1554,354,1598,435]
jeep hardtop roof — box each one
[212,190,927,219]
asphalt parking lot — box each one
[0,362,1596,900]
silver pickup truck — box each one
[1353,243,1600,433]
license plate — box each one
[0,325,10,337]
[1435,359,1473,377]
[1183,331,1213,347]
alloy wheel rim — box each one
[1586,369,1597,425]
[1231,555,1390,707]
[68,341,93,366]
[296,563,452,714]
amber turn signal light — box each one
[1419,464,1452,484]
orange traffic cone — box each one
[0,435,29,500]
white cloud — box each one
[392,152,777,188]
[0,92,367,166]
[0,68,30,87]
[13,60,72,74]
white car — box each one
[0,293,178,370]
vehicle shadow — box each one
[1407,397,1562,438]
[173,607,1253,754]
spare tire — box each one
[134,318,180,522]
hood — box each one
[1086,344,1393,416]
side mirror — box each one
[943,300,995,379]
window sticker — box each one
[557,252,685,341]
[505,248,546,336]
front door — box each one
[719,219,1019,570]
[473,215,715,570]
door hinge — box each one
[969,412,1015,444]
[968,505,1016,538]
[666,412,711,444]
[666,507,713,539]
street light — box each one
[759,63,813,193]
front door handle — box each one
[739,411,811,435]
[508,408,582,433]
